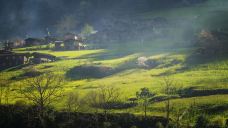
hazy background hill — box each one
[1,1,228,126]
[0,0,210,40]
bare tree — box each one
[161,77,178,128]
[98,86,121,114]
[136,87,155,118]
[65,91,82,112]
[85,86,121,121]
[85,90,100,113]
[20,72,64,127]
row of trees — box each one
[16,73,179,127]
[0,72,183,127]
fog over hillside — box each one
[1,1,228,127]
[0,0,227,45]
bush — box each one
[195,115,209,128]
[0,105,168,128]
[155,122,164,128]
[14,100,27,106]
[103,122,112,128]
[97,102,137,109]
[210,116,226,128]
[225,119,228,128]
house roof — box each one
[0,50,30,56]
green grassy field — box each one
[1,0,228,123]
[1,43,228,119]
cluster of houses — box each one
[0,33,88,70]
[54,33,87,50]
[1,33,87,51]
[0,50,56,71]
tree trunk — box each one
[166,99,170,128]
[39,101,46,128]
[144,105,147,118]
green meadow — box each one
[1,42,227,119]
[1,0,228,123]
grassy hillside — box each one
[1,42,228,119]
[1,1,228,126]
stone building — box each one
[0,50,29,70]
[24,38,46,46]
[31,52,56,64]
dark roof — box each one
[25,38,45,42]
[0,50,13,54]
[0,50,30,56]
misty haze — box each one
[1,0,228,128]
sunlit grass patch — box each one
[2,44,228,118]
[15,49,105,59]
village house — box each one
[3,41,14,51]
[0,50,57,70]
[53,33,87,50]
[54,41,64,50]
[63,33,78,50]
[12,39,25,48]
[24,38,46,47]
[31,52,56,64]
[0,50,29,70]
[64,39,76,50]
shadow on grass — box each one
[40,65,54,69]
[11,69,43,80]
[4,64,31,72]
[179,87,228,98]
[186,52,228,66]
[198,103,228,114]
[75,49,135,61]
[65,58,139,80]
[150,87,228,105]
[152,52,228,77]
[65,65,114,80]
[92,102,138,110]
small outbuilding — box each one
[24,38,46,46]
[31,52,56,64]
[0,50,29,70]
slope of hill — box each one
[1,42,228,117]
[1,0,228,126]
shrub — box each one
[155,122,164,128]
[195,115,209,128]
[14,100,27,106]
[211,116,226,128]
[103,122,112,128]
[225,119,228,128]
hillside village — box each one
[1,0,228,128]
